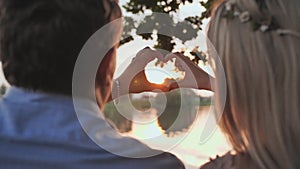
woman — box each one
[167,0,300,168]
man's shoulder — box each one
[0,88,185,169]
[143,151,185,169]
[200,152,235,169]
[80,132,185,168]
[117,136,185,168]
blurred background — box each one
[105,1,231,169]
[0,0,231,168]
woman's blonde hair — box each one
[208,0,300,168]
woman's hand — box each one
[113,48,169,98]
[165,52,214,91]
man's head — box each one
[0,0,122,95]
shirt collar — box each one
[3,86,73,105]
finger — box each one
[165,52,190,72]
[174,60,186,71]
[169,81,195,90]
[174,52,196,64]
[135,48,164,67]
[169,82,179,91]
[165,52,191,64]
[164,52,178,63]
[145,49,164,63]
[136,47,163,61]
[135,47,150,57]
[135,47,154,64]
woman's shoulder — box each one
[200,152,236,169]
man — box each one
[0,0,184,168]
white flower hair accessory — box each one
[222,0,300,38]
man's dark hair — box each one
[0,0,121,95]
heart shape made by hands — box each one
[144,51,201,91]
[119,48,202,94]
[144,58,186,85]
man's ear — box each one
[97,47,117,77]
[95,47,117,110]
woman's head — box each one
[208,0,300,168]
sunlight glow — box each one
[145,61,185,85]
[146,70,168,84]
[145,68,169,84]
[124,107,231,168]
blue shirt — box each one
[0,87,184,169]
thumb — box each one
[169,82,179,91]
